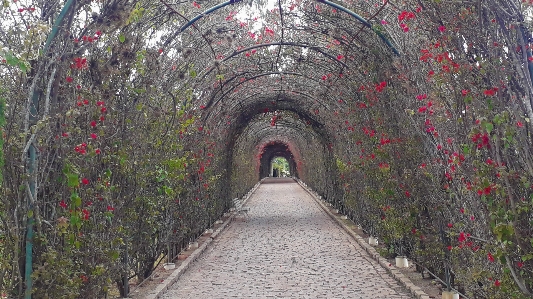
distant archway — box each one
[258,142,298,179]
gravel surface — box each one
[160,178,413,299]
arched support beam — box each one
[205,71,337,111]
[201,42,349,79]
[165,0,399,56]
[317,0,400,56]
[163,0,243,47]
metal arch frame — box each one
[208,71,334,109]
[316,0,400,56]
[202,72,339,121]
[201,42,349,79]
[172,0,400,55]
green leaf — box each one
[119,34,126,43]
[462,144,470,155]
[483,122,494,133]
[189,69,197,78]
[109,250,120,261]
[70,215,81,229]
[18,60,27,73]
[71,192,82,207]
[493,223,514,242]
[67,173,79,188]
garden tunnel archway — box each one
[2,0,533,298]
[269,156,292,177]
[258,141,295,178]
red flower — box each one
[81,178,89,185]
[66,76,73,83]
[265,27,275,36]
[107,205,115,212]
[438,25,446,33]
[72,57,88,70]
[375,81,387,92]
[458,232,467,242]
[82,209,90,220]
[90,133,97,139]
[494,279,501,287]
[416,94,427,100]
[405,191,411,197]
[337,54,344,60]
[90,121,97,128]
[484,89,496,96]
[461,89,469,96]
[447,245,453,251]
[411,228,417,234]
[198,126,203,131]
[418,106,427,113]
[460,208,465,214]
[100,107,107,113]
[483,186,491,195]
[95,148,101,154]
[517,121,524,128]
[447,223,453,228]
[488,252,495,262]
[517,261,524,268]
[59,200,68,208]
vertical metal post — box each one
[439,221,451,292]
[123,243,129,297]
[25,90,39,299]
[24,1,76,297]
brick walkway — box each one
[161,178,413,298]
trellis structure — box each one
[1,0,533,298]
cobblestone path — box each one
[161,178,413,298]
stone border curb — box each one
[143,181,263,299]
[297,180,431,299]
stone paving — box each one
[161,178,413,298]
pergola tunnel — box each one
[1,0,533,298]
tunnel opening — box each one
[270,157,290,177]
[258,141,298,179]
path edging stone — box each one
[296,179,431,299]
[143,180,263,299]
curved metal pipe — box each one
[163,0,243,47]
[167,0,399,55]
[316,0,400,55]
[201,42,348,79]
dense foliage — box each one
[1,0,533,298]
